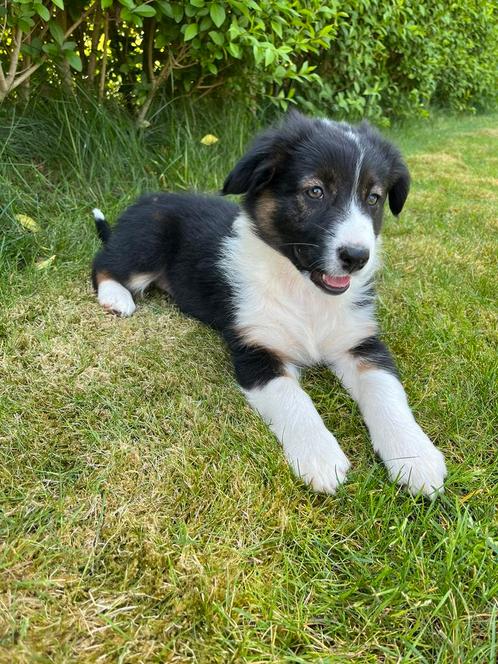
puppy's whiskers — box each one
[279,242,320,248]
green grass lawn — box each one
[0,100,497,662]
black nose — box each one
[338,245,370,273]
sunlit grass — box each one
[0,99,497,661]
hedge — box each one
[1,1,496,121]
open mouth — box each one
[310,270,351,295]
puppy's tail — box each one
[92,208,111,244]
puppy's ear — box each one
[356,122,410,216]
[222,131,279,195]
[223,111,311,195]
[389,160,410,216]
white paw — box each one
[384,429,447,498]
[284,433,351,494]
[98,280,136,317]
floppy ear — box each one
[355,121,411,216]
[222,131,278,195]
[389,162,410,216]
[222,111,311,195]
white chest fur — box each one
[221,214,378,367]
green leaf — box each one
[264,48,275,67]
[101,0,113,8]
[271,20,282,39]
[184,24,198,41]
[157,1,172,18]
[42,43,58,57]
[155,32,167,48]
[228,0,250,19]
[34,3,50,21]
[133,5,156,17]
[190,0,205,7]
[120,8,134,22]
[49,21,64,45]
[199,15,212,31]
[51,0,64,9]
[65,50,82,71]
[171,4,184,22]
[210,3,225,28]
[208,30,223,46]
[227,42,241,59]
[18,17,35,32]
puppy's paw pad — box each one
[287,438,350,495]
[98,281,136,317]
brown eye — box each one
[367,192,380,206]
[306,186,324,200]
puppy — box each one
[92,112,447,497]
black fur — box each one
[92,192,239,329]
[225,333,286,389]
[94,214,111,244]
[350,336,399,377]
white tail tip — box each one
[92,207,105,221]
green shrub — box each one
[0,1,496,120]
[297,0,498,120]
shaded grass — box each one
[0,98,497,662]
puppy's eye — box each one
[367,192,380,206]
[306,186,324,200]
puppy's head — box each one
[223,112,410,295]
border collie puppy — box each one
[92,112,447,498]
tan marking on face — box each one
[300,176,325,191]
[254,190,280,244]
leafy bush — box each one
[0,0,496,120]
[299,0,498,120]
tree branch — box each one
[7,27,23,85]
[137,56,172,125]
[10,61,44,91]
[87,5,102,86]
[0,59,6,92]
[98,13,109,101]
[64,4,96,40]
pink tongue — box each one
[322,274,351,288]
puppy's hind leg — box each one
[91,207,166,316]
[95,271,136,317]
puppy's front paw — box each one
[285,433,351,494]
[384,429,447,498]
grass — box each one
[0,96,497,662]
